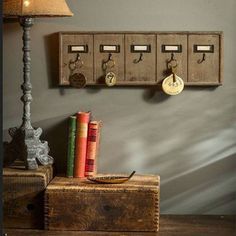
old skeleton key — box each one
[103,54,117,87]
[162,63,184,96]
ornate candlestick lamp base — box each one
[4,17,53,170]
[4,127,53,170]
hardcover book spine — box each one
[74,112,91,178]
[85,121,102,177]
[66,116,77,177]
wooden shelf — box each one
[4,215,236,236]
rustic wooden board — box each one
[59,33,94,85]
[4,215,236,236]
[94,34,125,85]
[156,34,188,83]
[3,161,53,229]
[125,34,156,84]
[45,175,160,232]
[188,34,222,84]
[59,31,223,87]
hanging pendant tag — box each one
[69,73,87,88]
[162,74,184,95]
[105,72,117,87]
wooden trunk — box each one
[3,162,53,229]
[45,175,160,232]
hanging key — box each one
[103,53,117,87]
[105,72,117,87]
[162,62,185,95]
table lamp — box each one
[3,0,73,169]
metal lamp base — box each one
[4,127,53,170]
[4,17,54,170]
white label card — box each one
[71,45,86,52]
[133,45,148,51]
[103,45,118,51]
[196,45,212,51]
[164,45,179,51]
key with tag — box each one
[103,54,117,87]
[105,72,117,87]
[162,63,184,95]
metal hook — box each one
[198,53,206,64]
[102,53,115,71]
[167,53,176,63]
[167,53,178,69]
[133,53,143,64]
[69,53,84,71]
[108,53,112,61]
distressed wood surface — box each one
[156,34,188,83]
[59,33,94,85]
[45,175,160,232]
[94,34,125,85]
[125,34,156,83]
[4,215,236,236]
[3,162,53,229]
[188,34,221,84]
[59,31,223,87]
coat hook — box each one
[69,53,84,71]
[198,53,206,64]
[167,52,178,69]
[133,53,143,64]
[167,52,176,63]
[102,53,115,71]
[108,53,112,61]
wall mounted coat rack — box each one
[59,31,223,88]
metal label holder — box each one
[68,45,88,53]
[162,45,182,53]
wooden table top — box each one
[3,215,236,236]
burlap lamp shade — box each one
[3,0,73,17]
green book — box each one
[66,116,77,177]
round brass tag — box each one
[162,74,184,95]
[69,73,87,88]
[105,72,117,87]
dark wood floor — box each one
[3,215,236,236]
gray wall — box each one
[3,0,236,214]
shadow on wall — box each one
[3,115,69,174]
[142,86,218,104]
[161,152,236,214]
[44,33,59,89]
[39,116,68,174]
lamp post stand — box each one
[4,17,53,170]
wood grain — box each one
[188,34,221,84]
[94,34,125,85]
[59,31,223,87]
[59,33,94,86]
[45,175,160,232]
[4,215,236,236]
[156,34,188,83]
[3,162,53,229]
[125,34,156,83]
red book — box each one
[74,111,91,178]
[85,121,102,177]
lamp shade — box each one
[3,0,73,17]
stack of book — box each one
[66,111,102,178]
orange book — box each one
[74,111,91,178]
[85,121,102,177]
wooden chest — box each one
[45,175,160,232]
[3,162,53,229]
